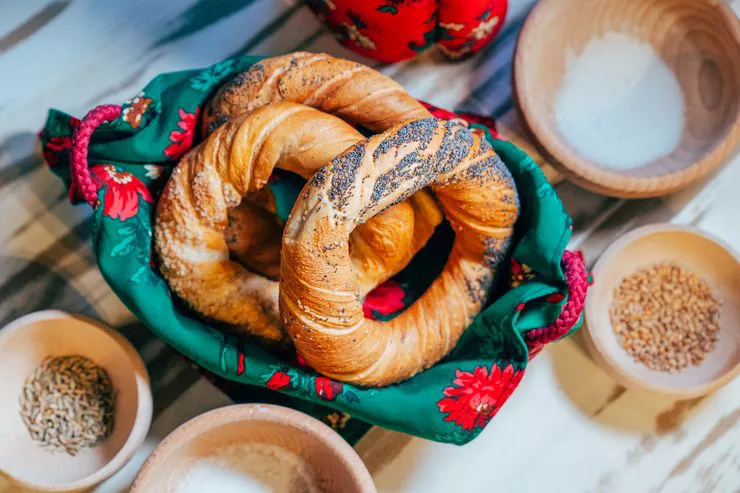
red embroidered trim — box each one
[525,250,588,345]
[71,104,122,207]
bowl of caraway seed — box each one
[584,224,740,397]
[0,310,152,492]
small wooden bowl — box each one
[131,404,376,493]
[584,224,740,397]
[0,310,153,492]
[514,0,740,198]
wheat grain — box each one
[610,262,721,372]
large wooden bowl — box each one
[131,404,376,493]
[514,0,740,198]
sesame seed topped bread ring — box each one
[280,118,520,386]
[155,102,441,344]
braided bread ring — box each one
[155,103,438,343]
[280,118,520,386]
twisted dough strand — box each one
[280,118,519,386]
[202,52,431,135]
[226,188,442,294]
[207,52,442,294]
[155,103,439,343]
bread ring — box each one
[155,102,440,343]
[206,52,442,295]
[227,190,442,294]
[280,118,520,386]
[202,52,430,135]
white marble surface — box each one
[0,0,738,491]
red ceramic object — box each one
[305,0,508,63]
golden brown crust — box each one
[155,103,442,343]
[205,52,442,298]
[280,118,520,386]
[347,190,443,295]
[228,188,443,296]
[202,52,431,136]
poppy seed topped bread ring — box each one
[202,52,431,136]
[280,118,520,386]
[225,189,442,294]
[155,103,441,343]
[204,52,444,296]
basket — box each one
[39,55,588,445]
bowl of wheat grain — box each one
[584,224,740,397]
[0,310,152,492]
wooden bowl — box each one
[0,310,153,492]
[514,0,740,198]
[584,224,740,397]
[131,404,376,493]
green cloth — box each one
[40,55,577,445]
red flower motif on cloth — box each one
[266,371,292,390]
[545,293,565,304]
[295,352,310,368]
[362,279,406,319]
[420,102,498,139]
[42,117,80,167]
[315,377,343,401]
[420,102,459,121]
[457,111,500,139]
[164,108,199,159]
[236,350,246,376]
[148,246,157,269]
[90,165,153,221]
[122,94,152,128]
[511,258,534,287]
[437,364,524,431]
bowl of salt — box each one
[131,404,376,493]
[514,0,740,198]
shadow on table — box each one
[0,254,97,329]
[547,330,707,435]
[0,132,100,328]
[355,427,435,492]
[0,131,92,242]
[116,322,202,418]
[355,427,415,474]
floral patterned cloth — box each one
[40,55,577,445]
[305,0,508,63]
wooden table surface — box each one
[1,1,738,492]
